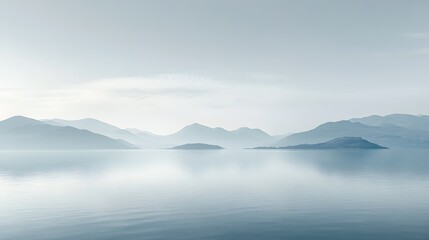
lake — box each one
[1,149,429,240]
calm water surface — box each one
[1,149,429,240]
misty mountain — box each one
[350,114,429,132]
[231,127,274,143]
[274,120,429,148]
[43,119,274,148]
[0,116,134,149]
[44,118,164,148]
[161,123,275,148]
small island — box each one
[255,137,387,150]
[171,143,224,150]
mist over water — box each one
[1,149,429,240]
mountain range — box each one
[43,118,165,148]
[274,114,429,148]
[0,113,428,149]
[0,116,134,149]
[42,119,276,149]
[350,114,429,132]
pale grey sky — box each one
[0,0,428,134]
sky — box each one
[0,0,428,135]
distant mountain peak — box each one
[4,115,40,122]
[189,122,208,128]
[182,123,212,130]
[1,116,44,128]
[234,126,264,132]
[316,120,365,129]
[387,113,423,117]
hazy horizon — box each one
[2,2,429,239]
[1,0,428,134]
[1,113,428,136]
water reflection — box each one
[1,149,428,178]
[0,150,429,240]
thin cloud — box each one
[404,32,429,39]
[412,47,429,54]
[109,88,213,100]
